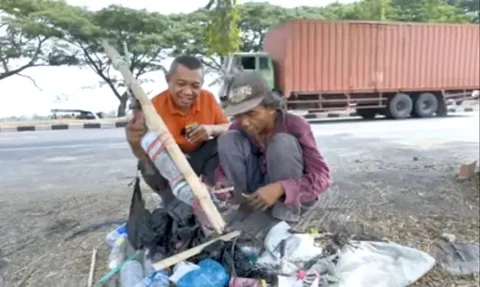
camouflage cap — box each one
[223,71,271,117]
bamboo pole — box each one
[100,40,226,234]
[152,230,241,271]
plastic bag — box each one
[169,262,200,284]
[176,259,230,287]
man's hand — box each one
[186,125,211,144]
[244,183,285,211]
[125,109,147,159]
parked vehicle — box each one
[220,20,480,119]
[51,109,103,120]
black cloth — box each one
[186,139,219,185]
[126,177,207,255]
[196,238,277,284]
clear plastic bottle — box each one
[108,234,127,270]
[134,270,170,287]
[141,131,196,206]
[106,223,127,247]
[120,260,144,287]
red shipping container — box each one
[263,20,480,97]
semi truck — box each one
[220,20,480,119]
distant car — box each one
[51,109,103,120]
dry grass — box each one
[306,210,480,286]
[360,212,479,286]
[300,174,480,286]
[0,117,127,127]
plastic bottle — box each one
[141,131,196,206]
[106,223,127,247]
[108,234,128,270]
[229,277,264,287]
[134,270,170,287]
[120,260,144,287]
[143,258,155,278]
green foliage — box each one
[0,0,80,81]
[204,0,242,58]
[1,0,477,111]
[166,10,224,72]
[41,4,174,116]
[237,2,292,52]
[389,0,472,23]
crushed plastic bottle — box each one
[106,222,127,247]
[134,270,170,287]
[108,234,128,270]
[120,260,144,287]
[141,131,196,206]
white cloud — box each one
[0,0,354,117]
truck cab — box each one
[226,52,276,91]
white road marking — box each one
[44,156,79,162]
[0,135,39,141]
[0,142,127,152]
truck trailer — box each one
[222,20,480,119]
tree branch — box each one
[17,73,43,91]
[80,45,123,101]
[0,36,49,80]
[134,48,163,78]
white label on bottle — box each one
[141,131,164,158]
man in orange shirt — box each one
[125,56,230,208]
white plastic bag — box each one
[256,221,324,275]
[333,241,436,287]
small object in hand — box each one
[181,122,199,136]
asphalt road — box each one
[0,113,478,197]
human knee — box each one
[217,130,248,156]
[267,133,302,162]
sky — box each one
[0,0,354,118]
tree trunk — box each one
[117,91,129,117]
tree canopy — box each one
[0,0,477,115]
[0,0,79,84]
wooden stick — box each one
[152,230,241,270]
[100,40,226,233]
[87,249,97,287]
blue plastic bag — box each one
[176,259,230,287]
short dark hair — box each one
[167,55,204,78]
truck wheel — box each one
[386,93,413,119]
[414,93,438,118]
[356,109,376,119]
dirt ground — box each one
[0,135,478,286]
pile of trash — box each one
[91,177,448,287]
[99,217,440,287]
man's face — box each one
[167,64,203,110]
[234,105,273,135]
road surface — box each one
[0,113,478,197]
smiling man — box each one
[125,55,230,207]
[216,71,331,223]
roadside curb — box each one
[303,112,358,120]
[447,107,476,113]
[0,121,127,133]
[1,106,477,132]
[304,106,478,120]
